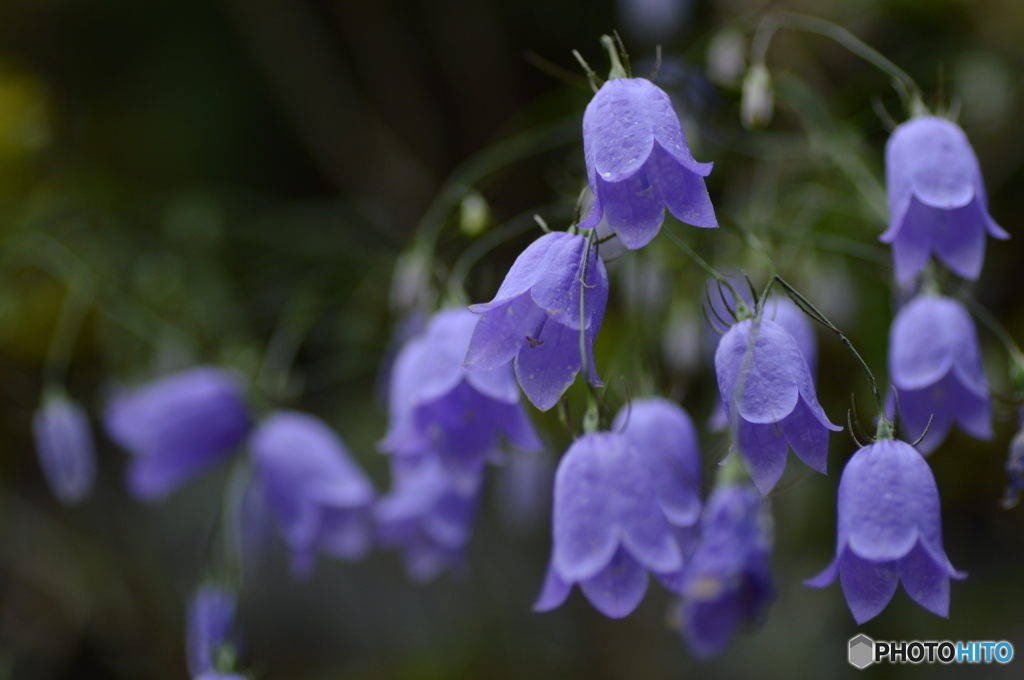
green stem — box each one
[43,274,95,391]
[599,35,628,80]
[579,230,600,434]
[661,226,751,319]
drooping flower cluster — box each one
[806,439,965,623]
[535,399,701,617]
[33,393,96,505]
[715,315,841,494]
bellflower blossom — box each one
[888,295,991,454]
[577,78,717,249]
[534,432,684,619]
[464,232,608,411]
[382,308,542,488]
[677,484,775,659]
[806,439,965,624]
[250,411,375,576]
[882,115,1009,283]
[104,367,252,501]
[375,454,480,582]
[186,585,238,678]
[33,393,96,505]
[715,317,841,494]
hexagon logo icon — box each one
[848,634,874,669]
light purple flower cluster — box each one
[807,439,965,623]
[535,398,700,617]
[33,393,96,505]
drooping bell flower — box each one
[33,393,96,505]
[186,585,239,678]
[677,484,775,659]
[715,317,841,494]
[806,439,965,624]
[888,294,991,454]
[249,411,375,576]
[534,432,684,619]
[882,115,1008,283]
[375,453,480,582]
[383,308,542,488]
[104,367,252,501]
[578,78,717,249]
[463,232,608,411]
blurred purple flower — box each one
[186,585,238,678]
[383,308,542,487]
[105,367,252,501]
[715,318,841,494]
[806,439,965,624]
[250,411,375,577]
[578,78,717,249]
[534,433,684,619]
[33,393,95,505]
[882,115,1008,283]
[677,484,774,659]
[464,232,608,411]
[375,454,479,582]
[888,295,991,454]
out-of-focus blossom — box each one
[806,439,965,624]
[888,294,991,454]
[1003,412,1024,508]
[578,78,717,249]
[33,393,95,505]
[706,28,747,87]
[464,234,607,411]
[249,411,375,577]
[535,433,683,618]
[677,484,774,658]
[740,64,773,129]
[105,367,252,501]
[375,454,479,582]
[882,115,1008,283]
[715,317,840,494]
[385,308,542,487]
[186,585,238,678]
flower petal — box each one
[735,418,789,495]
[898,542,952,618]
[464,294,546,372]
[514,320,580,412]
[579,547,649,619]
[839,550,899,625]
[648,142,717,229]
[781,397,830,475]
[533,560,573,612]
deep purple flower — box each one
[534,432,683,618]
[882,115,1008,283]
[677,484,774,659]
[715,317,841,494]
[464,232,608,411]
[186,585,238,678]
[375,454,479,582]
[806,439,965,624]
[250,411,375,576]
[383,308,542,487]
[105,367,252,501]
[577,78,717,249]
[33,394,95,505]
[888,295,991,454]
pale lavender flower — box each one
[186,585,238,678]
[578,78,717,249]
[806,439,965,624]
[888,295,991,454]
[105,367,252,501]
[464,232,608,411]
[715,317,841,494]
[250,411,375,577]
[33,394,95,505]
[534,433,683,618]
[678,484,774,659]
[882,116,1008,283]
[383,308,542,487]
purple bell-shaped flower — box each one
[383,308,542,488]
[677,484,775,659]
[33,393,96,505]
[464,232,608,411]
[534,432,684,618]
[104,367,252,501]
[806,439,965,624]
[888,294,991,454]
[882,115,1008,283]
[577,78,717,249]
[249,411,375,576]
[186,585,239,678]
[715,317,841,494]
